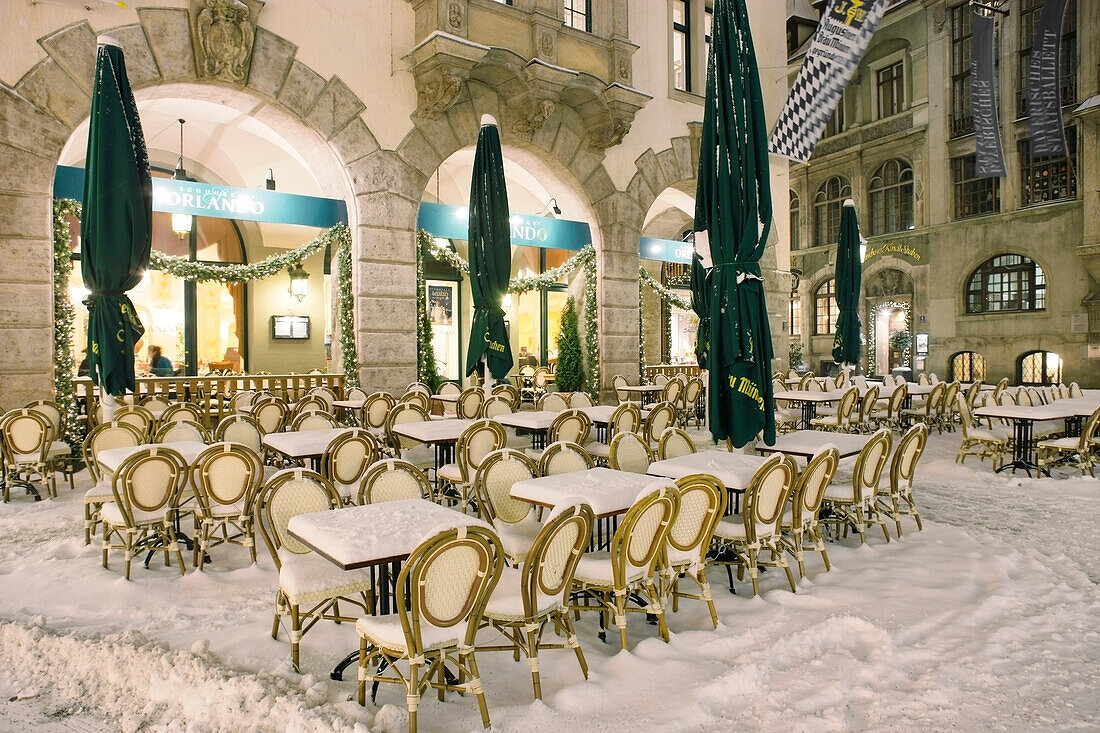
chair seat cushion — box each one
[277,548,373,605]
[84,481,114,503]
[356,613,460,654]
[823,484,861,502]
[1037,437,1079,450]
[483,566,561,621]
[968,426,1009,442]
[712,515,774,542]
[586,442,611,459]
[207,499,249,518]
[437,462,463,483]
[100,501,170,527]
[494,517,541,562]
[572,551,645,586]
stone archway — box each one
[0,10,383,408]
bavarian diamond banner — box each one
[1026,0,1069,158]
[769,0,888,162]
[972,12,1007,178]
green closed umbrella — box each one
[690,252,711,370]
[693,0,775,448]
[831,200,863,370]
[81,37,152,398]
[464,115,514,385]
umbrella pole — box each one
[484,361,492,402]
[101,391,119,423]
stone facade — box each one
[0,0,789,410]
[788,0,1100,387]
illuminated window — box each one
[814,279,839,335]
[790,295,802,337]
[965,254,1045,314]
[1019,126,1077,206]
[876,61,904,118]
[949,351,986,382]
[1018,350,1061,385]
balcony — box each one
[404,0,650,150]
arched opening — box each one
[57,86,352,376]
[1018,350,1062,385]
[641,183,697,369]
[949,350,986,382]
[419,143,601,382]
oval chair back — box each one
[520,500,594,613]
[154,419,209,444]
[140,394,172,415]
[665,474,726,569]
[290,410,339,431]
[214,414,265,456]
[345,386,368,403]
[742,453,798,544]
[110,446,187,524]
[856,386,880,430]
[612,375,632,404]
[643,401,676,445]
[852,429,893,503]
[457,387,485,419]
[657,427,696,460]
[538,441,594,476]
[661,379,682,407]
[307,387,336,411]
[385,402,430,451]
[456,419,508,484]
[253,399,288,434]
[569,391,594,408]
[113,405,155,439]
[473,448,538,526]
[492,383,521,410]
[610,483,679,589]
[608,402,641,438]
[608,432,652,474]
[480,395,514,418]
[538,392,570,413]
[255,468,339,567]
[191,442,262,513]
[83,421,144,485]
[290,395,328,420]
[399,390,430,412]
[321,429,379,502]
[358,458,431,504]
[790,446,840,529]
[230,390,257,413]
[548,409,591,445]
[363,392,396,431]
[162,402,205,426]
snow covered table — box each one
[390,418,476,467]
[97,440,209,475]
[287,497,490,680]
[511,467,673,549]
[771,390,844,429]
[575,405,650,443]
[973,403,1085,477]
[261,427,352,469]
[647,450,768,513]
[754,430,871,462]
[494,410,558,449]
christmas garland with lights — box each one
[637,283,647,378]
[638,267,691,311]
[51,199,82,447]
[638,266,696,375]
[51,200,361,408]
[421,235,600,399]
[867,300,911,375]
[414,230,442,390]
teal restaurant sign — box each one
[640,236,694,264]
[54,164,348,227]
[416,201,590,251]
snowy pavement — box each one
[1,430,1097,732]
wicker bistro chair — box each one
[492,382,521,411]
[141,394,172,416]
[536,392,570,413]
[358,459,432,504]
[113,405,156,440]
[363,392,397,436]
[384,403,435,472]
[526,409,591,462]
[661,379,683,415]
[659,474,726,629]
[810,387,859,432]
[0,409,68,502]
[871,383,908,432]
[710,453,798,596]
[214,414,265,455]
[478,500,595,700]
[100,446,188,580]
[607,432,653,474]
[586,403,640,463]
[80,421,145,543]
[643,401,677,450]
[612,375,636,405]
[153,419,210,444]
[937,382,961,431]
[161,402,206,428]
[877,423,929,536]
[852,386,880,434]
[480,395,514,419]
[1036,405,1100,477]
[900,381,945,432]
[356,524,504,733]
[23,400,77,490]
[457,387,485,419]
[400,390,431,413]
[821,429,894,545]
[256,468,373,672]
[537,441,595,476]
[190,443,264,569]
[570,481,679,647]
[406,381,432,396]
[321,429,380,504]
[955,395,1009,470]
[253,399,289,435]
[657,427,697,460]
[472,449,542,564]
[780,445,840,578]
[229,390,257,414]
[569,391,594,408]
[678,376,704,428]
[289,410,340,432]
[307,386,336,412]
[438,420,508,514]
[289,396,329,422]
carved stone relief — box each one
[191,0,263,84]
[448,2,464,31]
[416,69,464,119]
[540,32,554,59]
[865,268,914,298]
[589,118,630,151]
[511,98,556,139]
[618,59,629,81]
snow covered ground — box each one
[1,430,1097,732]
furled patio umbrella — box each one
[831,199,863,373]
[693,0,775,448]
[690,252,711,370]
[81,37,152,401]
[464,115,514,388]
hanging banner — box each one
[1027,0,1069,157]
[769,0,889,162]
[972,13,1007,177]
[416,201,590,251]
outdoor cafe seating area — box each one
[13,366,1093,730]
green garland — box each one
[51,199,361,395]
[638,282,647,378]
[335,229,360,387]
[421,233,600,398]
[51,200,82,448]
[638,267,690,310]
[414,230,442,390]
[867,300,911,375]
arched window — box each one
[949,351,986,382]
[868,160,914,235]
[814,176,851,247]
[789,190,800,251]
[814,279,839,335]
[965,254,1046,314]
[1018,350,1062,385]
